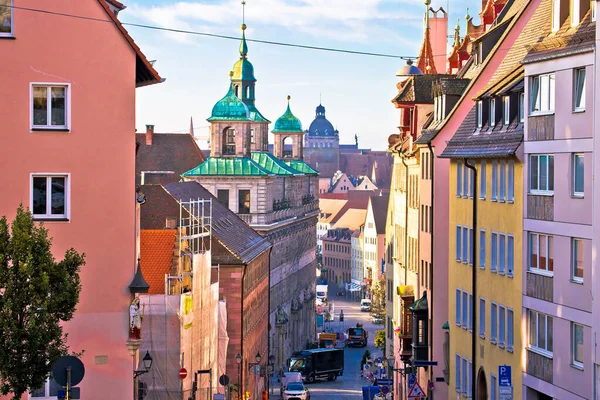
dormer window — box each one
[552,0,561,31]
[434,96,439,121]
[572,0,580,26]
[503,96,510,125]
[477,101,483,129]
[490,98,496,127]
[592,0,597,21]
[477,44,483,65]
[442,95,447,120]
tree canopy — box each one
[0,206,85,399]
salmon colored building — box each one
[0,0,161,398]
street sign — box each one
[381,386,390,394]
[407,381,426,398]
[179,368,188,380]
[408,373,416,388]
[499,386,513,400]
[52,356,85,386]
[219,374,229,386]
[412,360,438,367]
[377,379,393,386]
[498,365,512,387]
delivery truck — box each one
[346,323,368,347]
[287,348,344,383]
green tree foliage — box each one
[374,330,386,350]
[370,278,386,316]
[0,206,85,399]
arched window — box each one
[234,85,239,97]
[223,128,236,155]
[245,85,250,99]
[283,137,293,158]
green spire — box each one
[240,25,248,58]
[272,96,304,133]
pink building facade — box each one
[522,1,595,398]
[0,0,161,398]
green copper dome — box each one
[207,81,251,122]
[272,97,303,133]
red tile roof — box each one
[140,230,177,294]
[97,0,162,87]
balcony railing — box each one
[238,200,319,226]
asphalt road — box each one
[270,290,386,399]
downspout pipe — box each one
[464,159,477,398]
[427,142,435,387]
[401,153,409,288]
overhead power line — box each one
[9,4,421,59]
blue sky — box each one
[124,0,480,150]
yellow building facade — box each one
[447,154,523,399]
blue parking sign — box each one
[498,365,512,387]
[408,373,416,388]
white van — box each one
[360,299,372,312]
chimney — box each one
[165,217,177,229]
[146,124,155,145]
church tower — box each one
[272,96,305,160]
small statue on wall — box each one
[129,297,143,339]
[275,305,288,325]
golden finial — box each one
[287,95,291,101]
[241,23,247,30]
[229,71,234,77]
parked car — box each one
[280,372,303,397]
[282,381,310,400]
[360,299,372,312]
[371,314,384,324]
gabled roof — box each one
[96,0,162,87]
[392,75,445,104]
[319,199,348,223]
[284,160,319,175]
[522,8,594,64]
[251,152,300,175]
[140,230,176,294]
[136,133,205,185]
[183,157,273,176]
[369,195,389,235]
[332,208,367,230]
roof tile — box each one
[140,230,177,294]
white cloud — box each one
[127,0,422,43]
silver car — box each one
[282,382,310,400]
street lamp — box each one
[247,353,261,400]
[268,355,276,396]
[134,351,153,378]
[235,353,242,397]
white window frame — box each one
[530,74,555,114]
[490,98,496,127]
[507,235,514,277]
[552,0,561,31]
[455,289,462,325]
[507,308,514,352]
[442,95,447,120]
[573,153,584,197]
[573,68,586,111]
[479,297,486,338]
[498,305,506,348]
[457,161,463,197]
[592,0,597,21]
[0,0,13,37]
[434,96,439,121]
[480,230,486,269]
[503,96,510,125]
[528,309,553,356]
[508,161,514,202]
[462,226,468,264]
[491,232,498,272]
[528,232,554,275]
[529,154,555,194]
[491,161,498,201]
[498,233,506,275]
[490,374,497,400]
[499,161,506,201]
[480,161,486,199]
[455,354,461,391]
[477,100,483,128]
[571,323,584,369]
[491,302,497,344]
[462,291,468,329]
[572,0,580,26]
[456,226,462,261]
[30,173,70,220]
[571,238,584,283]
[30,83,71,131]
[519,92,525,122]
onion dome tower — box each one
[272,96,305,160]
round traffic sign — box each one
[219,374,230,386]
[381,386,390,394]
[179,368,187,380]
[52,356,85,386]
